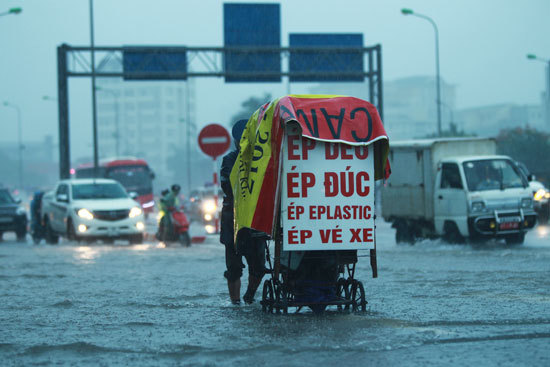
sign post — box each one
[198,124,232,233]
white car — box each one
[41,179,145,244]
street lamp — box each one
[96,87,121,156]
[401,8,442,137]
[526,53,550,128]
[0,7,22,17]
[3,101,23,189]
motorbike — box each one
[155,206,191,246]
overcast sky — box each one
[1,0,549,159]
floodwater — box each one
[1,221,549,366]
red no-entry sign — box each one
[198,124,231,159]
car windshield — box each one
[106,166,151,190]
[462,159,526,191]
[0,189,15,204]
[72,183,128,200]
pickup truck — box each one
[381,138,537,244]
[41,178,145,244]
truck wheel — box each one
[67,220,79,242]
[45,219,59,245]
[443,222,464,244]
[395,221,414,244]
[505,233,525,245]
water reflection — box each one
[535,224,549,239]
[73,246,101,262]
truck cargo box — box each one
[381,138,496,220]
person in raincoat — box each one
[220,119,266,305]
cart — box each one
[230,95,390,313]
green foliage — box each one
[229,93,272,126]
[496,127,550,184]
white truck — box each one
[41,178,145,244]
[381,138,537,244]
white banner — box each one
[282,126,375,251]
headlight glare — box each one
[77,208,94,220]
[534,189,547,201]
[16,207,26,215]
[129,207,142,218]
[202,199,217,214]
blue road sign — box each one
[289,33,364,82]
[223,3,281,83]
[123,47,187,80]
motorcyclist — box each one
[161,185,181,241]
[220,119,266,305]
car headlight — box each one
[534,188,548,202]
[470,201,485,213]
[129,207,142,218]
[201,199,217,214]
[77,208,94,220]
[16,207,26,216]
[521,198,533,209]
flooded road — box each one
[1,221,549,366]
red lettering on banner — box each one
[302,138,316,159]
[349,228,374,243]
[325,143,338,160]
[288,228,299,244]
[319,229,330,243]
[355,146,368,159]
[300,230,312,243]
[356,171,370,197]
[287,167,299,197]
[341,145,353,159]
[287,203,305,220]
[301,172,315,197]
[324,172,338,197]
[288,135,300,160]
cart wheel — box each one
[351,280,367,312]
[261,280,274,313]
[336,278,350,311]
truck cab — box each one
[434,155,537,244]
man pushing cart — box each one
[229,95,391,313]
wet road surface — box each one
[1,221,549,366]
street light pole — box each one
[96,87,121,156]
[3,102,23,189]
[402,8,442,137]
[527,54,550,129]
[89,0,99,176]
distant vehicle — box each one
[0,187,27,242]
[381,138,537,245]
[41,179,145,244]
[74,157,155,216]
[189,185,222,233]
[514,161,550,223]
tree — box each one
[229,93,272,126]
[495,127,550,184]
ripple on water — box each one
[52,300,73,308]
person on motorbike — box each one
[220,119,266,305]
[161,185,180,241]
